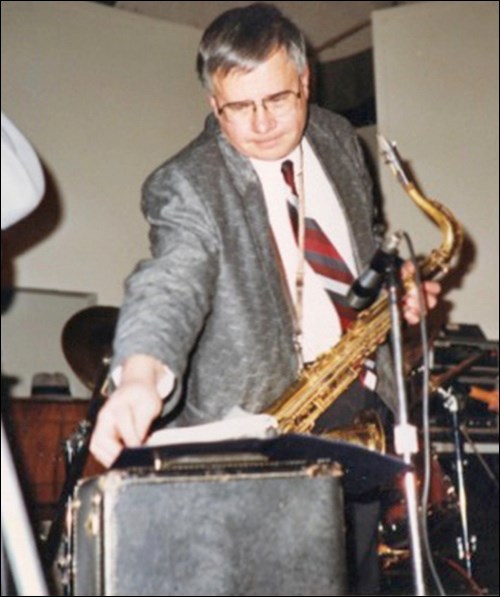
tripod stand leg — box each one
[1,418,48,596]
[450,408,474,577]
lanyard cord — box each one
[293,143,306,366]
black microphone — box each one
[347,237,400,310]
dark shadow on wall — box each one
[316,48,376,128]
[1,164,62,298]
[314,48,385,231]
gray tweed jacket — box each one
[112,105,397,424]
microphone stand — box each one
[386,253,427,596]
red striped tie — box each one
[281,159,359,332]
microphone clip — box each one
[347,232,403,310]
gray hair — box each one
[196,3,307,92]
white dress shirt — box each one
[251,139,358,363]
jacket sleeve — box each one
[111,163,220,392]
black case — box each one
[71,455,346,596]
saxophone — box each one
[265,136,463,439]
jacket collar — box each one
[206,105,375,272]
[207,114,299,367]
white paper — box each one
[146,408,279,447]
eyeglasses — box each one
[216,85,302,124]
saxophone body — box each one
[265,137,463,439]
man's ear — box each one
[300,66,311,100]
[208,95,220,118]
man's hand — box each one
[89,355,165,467]
[400,260,441,325]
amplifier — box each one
[431,439,499,455]
[431,426,499,455]
[71,456,347,596]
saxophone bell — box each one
[322,410,386,454]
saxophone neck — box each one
[406,184,464,279]
[379,135,464,282]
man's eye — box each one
[227,102,253,112]
[267,92,291,105]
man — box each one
[90,4,439,592]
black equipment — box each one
[70,436,407,596]
[72,452,347,596]
[429,324,498,593]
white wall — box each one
[1,1,207,307]
[2,289,96,397]
[373,1,499,338]
[2,0,498,392]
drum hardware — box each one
[379,547,488,596]
[382,353,495,594]
[43,307,118,579]
[43,360,109,577]
[430,355,499,587]
[434,385,479,581]
[62,419,93,474]
[427,352,498,431]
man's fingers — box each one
[89,436,123,468]
[89,381,163,467]
[89,421,125,468]
[401,278,441,325]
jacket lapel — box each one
[305,108,376,272]
[211,117,299,355]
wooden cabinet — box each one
[3,397,104,519]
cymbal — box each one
[61,306,118,390]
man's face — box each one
[209,47,310,161]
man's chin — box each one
[245,139,298,161]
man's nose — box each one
[251,102,276,133]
